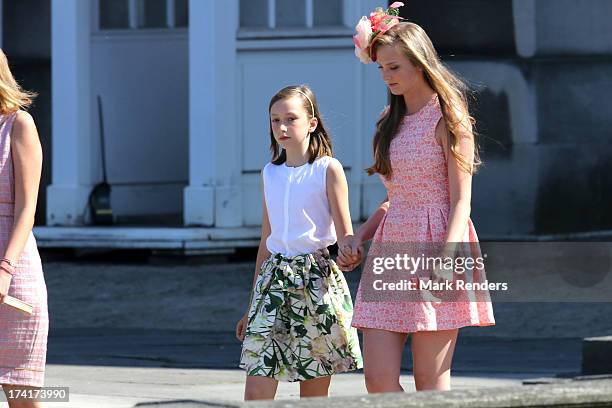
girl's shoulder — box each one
[262,160,290,180]
[11,110,35,135]
[262,161,280,174]
[0,110,29,140]
[317,156,346,184]
[314,155,342,171]
[262,161,274,172]
[0,109,20,125]
[261,162,273,184]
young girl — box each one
[0,49,48,408]
[338,3,495,393]
[235,85,362,400]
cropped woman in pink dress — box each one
[338,3,495,393]
[0,49,48,408]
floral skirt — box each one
[239,249,363,382]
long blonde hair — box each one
[0,49,36,114]
[367,22,480,176]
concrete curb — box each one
[135,378,612,407]
[135,401,240,408]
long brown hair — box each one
[366,23,480,177]
[0,49,36,114]
[268,85,333,165]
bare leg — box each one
[411,329,458,391]
[362,328,408,393]
[2,385,45,408]
[299,375,331,398]
[244,375,279,401]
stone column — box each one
[47,0,93,226]
[184,0,242,227]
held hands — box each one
[336,235,364,272]
[235,313,248,341]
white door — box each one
[90,0,189,223]
[237,0,386,226]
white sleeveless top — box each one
[263,156,338,257]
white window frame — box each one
[92,0,188,34]
[237,0,356,40]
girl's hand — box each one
[432,247,456,285]
[235,313,248,341]
[337,235,364,271]
[431,263,453,285]
[0,270,11,304]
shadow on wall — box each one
[3,0,51,226]
[472,89,512,160]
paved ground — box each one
[38,329,581,407]
[42,253,612,338]
[1,249,611,407]
[40,366,537,408]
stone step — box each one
[583,336,612,375]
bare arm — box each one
[336,193,389,271]
[354,106,391,244]
[355,194,389,244]
[236,173,271,340]
[326,159,353,247]
[435,116,473,253]
[245,173,272,315]
[0,112,41,301]
[336,107,392,270]
[4,111,42,265]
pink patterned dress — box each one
[0,112,48,387]
[352,95,495,333]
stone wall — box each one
[2,0,51,226]
[400,0,612,235]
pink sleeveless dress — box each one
[352,95,495,333]
[0,112,48,387]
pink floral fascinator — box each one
[353,2,404,64]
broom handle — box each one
[97,95,108,183]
